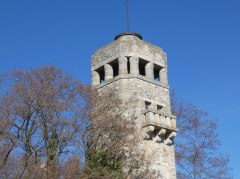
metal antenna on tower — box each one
[126,0,130,32]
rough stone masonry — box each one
[91,32,177,179]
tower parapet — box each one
[91,33,168,87]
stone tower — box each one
[91,32,177,179]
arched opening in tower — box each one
[109,59,119,77]
[96,66,105,83]
[139,58,148,76]
[154,64,162,81]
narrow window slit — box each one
[145,101,151,110]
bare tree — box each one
[0,66,84,178]
[171,92,232,179]
[1,66,232,179]
[79,88,143,178]
[0,66,148,179]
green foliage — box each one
[83,149,124,179]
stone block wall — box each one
[91,33,177,179]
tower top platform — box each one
[114,32,142,40]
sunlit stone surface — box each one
[91,33,177,179]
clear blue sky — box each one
[0,0,239,177]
